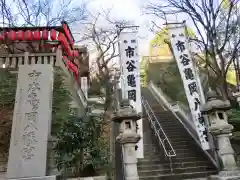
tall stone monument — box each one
[7,65,54,180]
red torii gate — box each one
[0,21,80,78]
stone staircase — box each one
[138,88,218,180]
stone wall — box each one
[0,154,7,176]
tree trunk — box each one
[218,76,229,100]
[104,81,113,111]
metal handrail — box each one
[148,82,219,169]
[149,82,196,132]
[142,97,176,157]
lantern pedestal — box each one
[210,124,237,171]
[117,134,140,180]
[112,100,141,180]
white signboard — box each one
[81,76,88,99]
[119,31,143,158]
[168,24,210,150]
[7,65,54,178]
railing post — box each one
[24,52,29,65]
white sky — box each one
[87,0,157,56]
[86,0,194,56]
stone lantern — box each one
[112,99,141,180]
[201,90,232,134]
[201,90,240,179]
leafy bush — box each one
[52,68,109,176]
[54,115,108,177]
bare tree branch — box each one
[80,11,131,111]
[145,0,240,99]
[0,0,87,27]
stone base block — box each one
[9,175,59,180]
[67,176,106,180]
[208,171,240,180]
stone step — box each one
[161,127,187,132]
[170,156,206,163]
[140,91,217,179]
[143,149,204,158]
[155,118,179,122]
[143,147,159,153]
[139,165,216,176]
[171,145,196,150]
[170,144,194,150]
[142,154,165,159]
[152,114,176,117]
[138,156,211,166]
[142,151,203,161]
[154,122,180,126]
[143,146,158,150]
[165,134,191,139]
[160,127,186,132]
[170,142,195,147]
[138,161,214,170]
[169,140,191,144]
[162,129,189,133]
[150,127,185,134]
[143,144,159,148]
[139,170,217,180]
[170,141,193,146]
[164,131,189,135]
[153,112,175,115]
[175,152,205,158]
[175,148,193,154]
[150,131,190,139]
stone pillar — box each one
[112,100,141,180]
[201,90,240,179]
